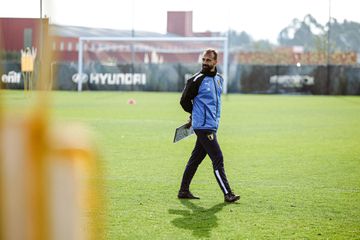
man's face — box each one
[201,52,217,73]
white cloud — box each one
[1,0,359,43]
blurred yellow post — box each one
[0,17,4,240]
[0,114,102,240]
[0,13,103,240]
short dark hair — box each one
[203,48,218,60]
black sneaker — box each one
[224,193,240,203]
[178,191,200,199]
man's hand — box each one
[184,115,192,129]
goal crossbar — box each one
[77,36,229,92]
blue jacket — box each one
[180,68,223,131]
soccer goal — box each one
[76,36,229,93]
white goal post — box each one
[77,36,229,93]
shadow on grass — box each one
[168,200,227,238]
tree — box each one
[277,14,360,52]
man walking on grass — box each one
[178,48,240,203]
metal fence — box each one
[2,61,360,95]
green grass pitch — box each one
[2,90,360,239]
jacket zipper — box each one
[212,77,219,117]
[202,105,206,126]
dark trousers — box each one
[179,129,232,195]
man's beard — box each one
[202,64,212,73]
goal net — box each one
[75,37,229,93]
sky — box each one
[1,0,359,43]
